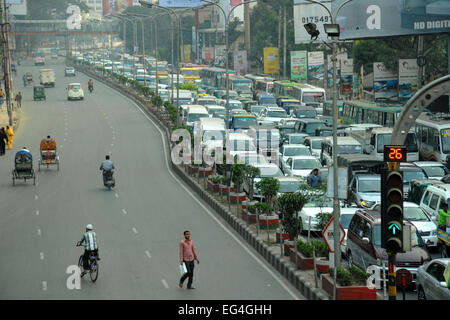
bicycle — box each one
[76,243,99,282]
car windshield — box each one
[403,170,427,183]
[290,135,306,144]
[337,144,362,154]
[294,110,317,118]
[304,195,333,208]
[303,93,324,103]
[358,178,381,193]
[340,214,354,229]
[234,82,252,92]
[233,117,257,129]
[267,110,288,118]
[187,113,209,122]
[284,147,310,157]
[251,106,264,114]
[422,165,448,178]
[377,133,418,153]
[260,97,276,105]
[293,159,321,170]
[203,130,225,141]
[182,70,200,77]
[305,122,325,134]
[69,84,80,90]
[198,100,216,106]
[258,166,283,178]
[207,108,222,115]
[213,112,226,120]
[279,181,301,193]
[229,103,243,109]
[441,129,450,154]
[231,140,256,152]
[404,207,431,222]
[311,140,323,149]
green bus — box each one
[341,100,404,127]
[273,80,297,98]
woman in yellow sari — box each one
[6,125,14,149]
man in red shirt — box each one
[179,230,200,289]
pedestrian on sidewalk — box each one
[6,125,14,150]
[0,127,7,155]
[179,230,200,289]
[15,92,22,108]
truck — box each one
[39,69,55,87]
[348,126,419,161]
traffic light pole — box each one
[388,252,396,300]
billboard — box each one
[264,47,279,75]
[333,0,450,40]
[326,52,346,87]
[158,0,205,7]
[398,59,418,101]
[8,0,27,16]
[291,51,308,80]
[233,50,248,75]
[307,51,324,81]
[293,0,332,44]
[340,58,353,95]
[214,45,226,67]
[181,45,192,62]
[373,62,398,101]
[202,47,214,64]
[103,0,133,16]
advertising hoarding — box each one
[326,52,346,87]
[340,58,353,94]
[398,58,418,101]
[158,0,205,7]
[202,47,214,64]
[373,62,398,101]
[333,0,450,40]
[214,45,226,67]
[8,0,27,16]
[307,51,324,81]
[233,50,248,75]
[290,50,308,80]
[293,0,332,44]
[103,0,133,16]
[264,47,279,75]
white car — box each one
[299,193,334,232]
[284,156,322,178]
[372,201,438,247]
[339,207,359,256]
[304,136,326,160]
[279,144,311,163]
[67,83,84,100]
[413,161,450,180]
[243,163,284,200]
[258,106,288,125]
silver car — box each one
[417,258,450,300]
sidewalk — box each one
[0,107,20,131]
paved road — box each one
[0,58,303,300]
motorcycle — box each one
[102,170,115,190]
[88,85,93,93]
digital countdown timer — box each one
[384,145,407,162]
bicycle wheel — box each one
[89,258,99,282]
[78,255,86,277]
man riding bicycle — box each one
[77,224,100,276]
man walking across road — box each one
[179,230,200,289]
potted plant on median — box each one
[289,239,330,271]
[322,266,376,300]
[277,192,307,253]
[230,162,246,204]
[255,177,280,230]
[242,202,267,224]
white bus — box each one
[291,83,326,108]
[415,112,450,163]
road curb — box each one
[71,62,328,300]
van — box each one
[194,118,226,147]
[183,105,209,129]
[294,118,327,136]
[278,99,302,114]
[258,94,276,106]
[419,184,450,224]
[205,105,226,117]
[171,89,194,105]
[320,136,363,167]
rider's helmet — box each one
[105,155,110,160]
[86,224,93,230]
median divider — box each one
[70,62,328,301]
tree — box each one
[230,162,245,194]
[244,165,260,201]
[277,192,307,240]
[255,177,280,215]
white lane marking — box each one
[36,210,39,216]
[110,143,114,147]
[132,227,138,234]
[128,94,302,300]
[122,209,127,215]
[40,252,44,260]
[145,250,151,259]
[34,195,38,200]
[161,279,169,289]
[112,136,115,140]
[37,229,42,236]
[115,193,119,198]
[42,281,47,291]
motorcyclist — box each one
[99,155,114,183]
[76,224,100,276]
[88,79,94,92]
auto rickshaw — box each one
[33,85,46,101]
[24,73,33,86]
